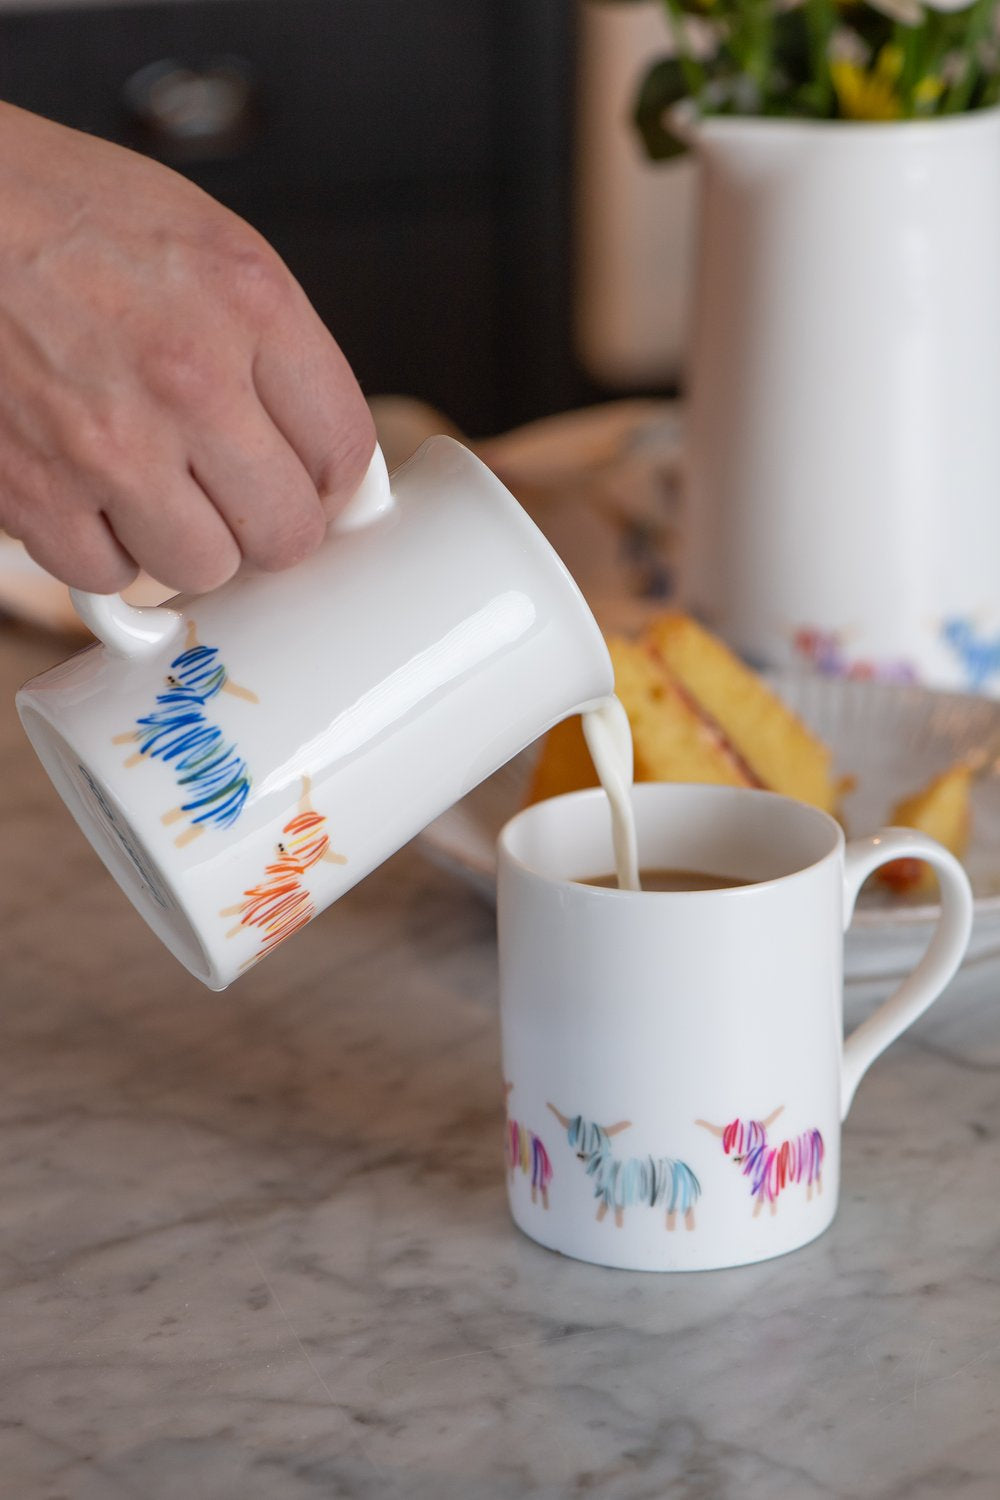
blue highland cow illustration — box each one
[547,1104,700,1231]
[940,617,1000,692]
[112,620,259,847]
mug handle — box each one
[840,829,973,1118]
[70,442,393,658]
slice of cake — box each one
[528,612,840,813]
[878,761,974,895]
[613,632,761,788]
[527,634,757,805]
[644,613,839,813]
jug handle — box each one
[70,443,394,658]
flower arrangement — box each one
[603,0,1000,155]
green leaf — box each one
[634,57,693,159]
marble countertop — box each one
[3,621,1000,1500]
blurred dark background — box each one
[0,0,621,437]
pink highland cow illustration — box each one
[792,626,917,685]
[696,1106,824,1217]
[220,776,346,968]
[503,1082,553,1209]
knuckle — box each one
[143,338,221,413]
[62,405,132,476]
[221,235,294,322]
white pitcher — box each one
[17,437,613,989]
[681,107,1000,692]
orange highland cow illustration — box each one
[220,776,346,968]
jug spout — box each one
[574,690,617,718]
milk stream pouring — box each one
[582,695,640,892]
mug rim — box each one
[497,781,846,899]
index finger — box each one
[252,285,375,518]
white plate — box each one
[419,673,1000,984]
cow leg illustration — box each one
[299,776,347,864]
[161,806,206,845]
[222,679,259,704]
[184,619,258,701]
[596,1201,608,1224]
[667,1206,697,1231]
[614,1207,624,1229]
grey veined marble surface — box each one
[2,625,1000,1500]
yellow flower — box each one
[830,56,903,120]
[831,43,945,120]
[914,74,945,105]
[876,45,904,82]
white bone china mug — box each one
[497,783,973,1272]
[16,437,613,990]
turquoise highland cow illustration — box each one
[548,1104,700,1230]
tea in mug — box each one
[578,868,755,893]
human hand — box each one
[0,102,375,594]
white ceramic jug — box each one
[17,437,613,988]
[681,108,1000,691]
